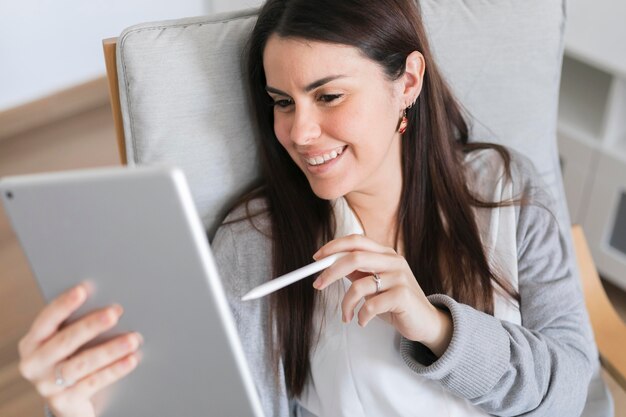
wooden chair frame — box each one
[102,38,127,165]
[102,37,626,391]
[573,226,626,389]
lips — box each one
[303,145,348,175]
[303,145,347,166]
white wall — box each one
[210,0,262,14]
[0,0,210,111]
[564,0,626,77]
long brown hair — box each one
[236,0,522,397]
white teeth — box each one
[305,146,346,166]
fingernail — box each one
[136,333,144,345]
[101,310,115,323]
[72,285,86,302]
[313,250,321,260]
[113,304,124,317]
[312,279,321,289]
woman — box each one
[19,0,595,416]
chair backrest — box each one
[110,2,569,239]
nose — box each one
[289,104,322,145]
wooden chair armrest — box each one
[572,225,626,390]
[102,37,127,165]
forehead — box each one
[263,35,382,86]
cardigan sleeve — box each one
[211,207,296,417]
[399,154,597,416]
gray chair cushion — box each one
[116,3,611,415]
[421,0,568,223]
[118,9,261,237]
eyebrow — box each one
[265,75,347,96]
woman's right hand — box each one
[18,284,142,417]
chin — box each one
[308,180,350,201]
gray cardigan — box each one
[211,149,597,417]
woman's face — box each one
[263,35,408,200]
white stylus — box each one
[241,252,349,301]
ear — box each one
[400,51,425,108]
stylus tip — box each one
[241,292,256,301]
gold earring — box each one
[398,109,408,134]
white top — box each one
[297,158,521,416]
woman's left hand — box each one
[312,234,453,357]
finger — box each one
[313,251,402,289]
[37,332,143,397]
[313,234,395,260]
[73,352,141,399]
[341,273,398,322]
[345,270,371,281]
[50,352,141,407]
[20,284,87,358]
[357,290,401,327]
[22,305,123,381]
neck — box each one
[345,187,401,235]
[344,137,403,249]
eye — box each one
[318,94,343,104]
[272,98,294,108]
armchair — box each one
[102,3,625,415]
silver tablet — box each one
[0,166,264,417]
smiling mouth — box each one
[304,146,348,166]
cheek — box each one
[323,104,362,141]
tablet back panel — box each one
[0,166,264,417]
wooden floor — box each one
[0,104,625,416]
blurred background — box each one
[0,0,625,415]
